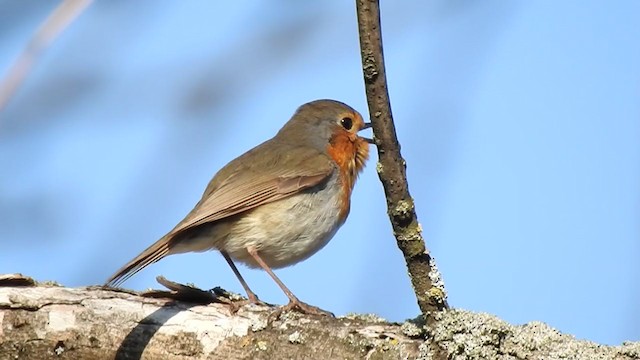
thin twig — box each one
[355,0,448,313]
[0,0,92,112]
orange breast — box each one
[326,130,369,221]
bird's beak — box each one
[359,122,375,144]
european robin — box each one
[106,99,372,316]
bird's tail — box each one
[105,235,173,288]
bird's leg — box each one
[246,246,334,317]
[221,251,269,308]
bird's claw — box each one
[269,300,334,321]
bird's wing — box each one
[171,146,334,235]
[105,145,334,287]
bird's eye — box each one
[340,117,353,130]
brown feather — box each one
[105,234,172,287]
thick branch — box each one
[355,0,447,313]
[1,277,638,360]
[0,278,420,359]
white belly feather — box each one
[221,174,345,269]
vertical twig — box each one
[355,0,448,313]
[0,0,92,112]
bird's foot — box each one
[211,287,271,314]
[270,299,334,320]
[226,298,272,314]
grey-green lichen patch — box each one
[420,309,640,360]
[345,330,407,359]
[250,315,268,332]
[255,340,268,351]
[400,319,424,338]
[427,255,447,296]
[390,199,414,222]
[276,309,302,323]
[362,51,378,82]
[427,310,510,359]
[395,221,424,244]
[425,287,447,308]
[376,162,384,175]
[342,313,387,323]
[619,342,640,357]
[288,330,304,344]
[426,257,447,305]
[39,280,62,287]
[53,340,65,355]
[346,332,377,353]
[505,321,610,359]
[417,341,435,360]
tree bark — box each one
[1,276,638,360]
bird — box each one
[105,99,372,316]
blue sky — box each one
[1,1,638,345]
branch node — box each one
[390,199,415,225]
[363,53,379,82]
